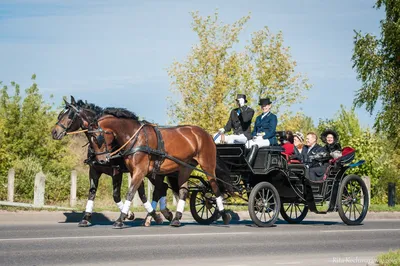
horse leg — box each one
[113,170,162,229]
[200,163,231,225]
[112,173,134,221]
[170,167,191,227]
[138,181,162,227]
[78,167,100,227]
[154,175,173,222]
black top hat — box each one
[258,98,272,106]
[320,129,339,144]
[236,94,247,103]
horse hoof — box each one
[144,215,152,227]
[161,210,173,222]
[78,220,91,227]
[222,212,231,225]
[127,211,135,221]
[170,219,181,227]
[154,214,163,224]
[113,221,125,229]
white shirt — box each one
[261,111,270,120]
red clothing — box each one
[282,142,294,156]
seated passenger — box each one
[290,131,305,161]
[245,97,277,166]
[281,131,294,156]
[215,94,255,144]
[320,129,342,159]
[302,132,330,182]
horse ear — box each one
[63,96,69,105]
[70,96,76,105]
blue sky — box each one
[0,0,384,128]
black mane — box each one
[76,100,103,115]
[101,107,139,121]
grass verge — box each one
[377,249,400,266]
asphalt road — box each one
[0,217,399,266]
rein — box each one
[109,124,146,157]
[66,129,88,135]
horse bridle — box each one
[56,103,82,134]
[88,119,146,163]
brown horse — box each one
[51,96,176,226]
[89,108,231,228]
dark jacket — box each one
[224,106,255,140]
[325,142,342,154]
[251,112,278,145]
[302,144,330,182]
[301,144,327,164]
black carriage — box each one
[189,143,369,227]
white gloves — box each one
[238,98,245,107]
[218,128,225,134]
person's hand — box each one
[218,128,225,134]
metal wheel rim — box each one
[283,203,306,220]
[341,179,366,221]
[253,187,277,223]
[194,191,217,221]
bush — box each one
[13,156,42,202]
[377,249,400,266]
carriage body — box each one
[190,144,369,227]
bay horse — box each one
[51,96,176,226]
[89,108,232,228]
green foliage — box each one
[0,77,78,202]
[13,156,42,202]
[168,10,310,132]
[278,111,316,134]
[377,249,400,266]
[352,0,400,140]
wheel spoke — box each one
[344,204,350,216]
[353,203,362,217]
[289,204,294,218]
[295,204,303,218]
[199,205,206,218]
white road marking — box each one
[321,228,400,233]
[275,262,301,265]
[0,232,251,242]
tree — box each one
[352,0,400,141]
[0,76,79,201]
[167,10,310,132]
[278,111,316,134]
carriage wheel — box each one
[248,182,281,227]
[280,202,308,224]
[189,189,219,225]
[338,175,369,225]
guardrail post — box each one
[388,182,396,207]
[147,179,153,202]
[362,176,371,205]
[33,171,46,207]
[70,170,77,207]
[7,168,15,202]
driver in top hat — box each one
[247,97,278,148]
[215,94,255,144]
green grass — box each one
[377,249,400,266]
[369,204,400,212]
